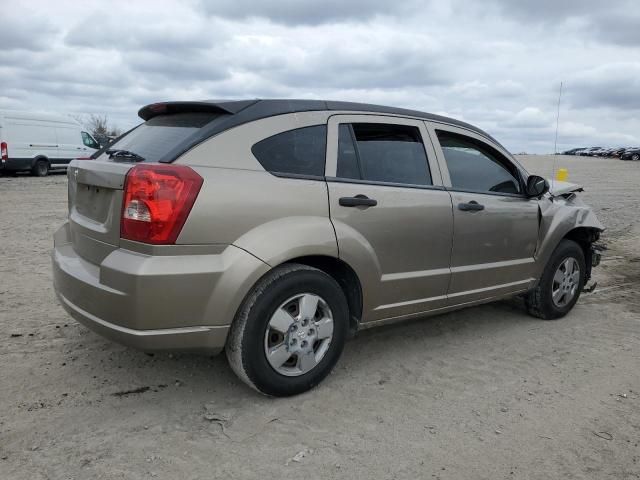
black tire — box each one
[226,263,349,397]
[632,153,640,162]
[526,239,586,320]
[31,159,49,177]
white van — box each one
[0,110,101,176]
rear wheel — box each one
[526,239,586,320]
[31,159,49,177]
[632,153,640,161]
[226,264,349,396]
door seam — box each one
[324,179,340,258]
[444,190,455,297]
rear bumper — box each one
[1,158,33,172]
[52,222,270,353]
[56,290,229,353]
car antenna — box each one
[552,81,563,183]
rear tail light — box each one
[120,164,203,245]
[1,142,7,162]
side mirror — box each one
[525,175,549,198]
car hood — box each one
[547,179,584,196]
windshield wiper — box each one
[106,149,146,162]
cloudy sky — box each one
[1,0,638,152]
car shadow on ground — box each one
[1,169,68,178]
[68,297,538,402]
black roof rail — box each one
[135,99,502,163]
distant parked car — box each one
[561,148,585,155]
[0,110,100,176]
[580,147,602,156]
[52,99,604,396]
[609,147,626,158]
[621,147,640,161]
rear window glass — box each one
[251,125,327,177]
[106,112,218,162]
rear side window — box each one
[436,131,521,194]
[252,125,327,177]
[337,123,432,186]
[336,124,360,179]
[106,112,219,163]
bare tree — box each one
[71,113,122,141]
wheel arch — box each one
[534,199,603,283]
[32,155,49,167]
[276,255,363,333]
[562,226,601,281]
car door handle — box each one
[339,195,378,207]
[458,201,484,211]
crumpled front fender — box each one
[533,194,604,282]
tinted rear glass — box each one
[336,124,360,179]
[337,123,432,186]
[106,112,218,162]
[251,125,327,177]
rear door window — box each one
[105,112,219,162]
[436,131,522,194]
[336,124,361,179]
[251,125,327,177]
[336,123,432,186]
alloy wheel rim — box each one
[551,257,581,308]
[263,293,334,377]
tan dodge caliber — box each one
[52,100,604,396]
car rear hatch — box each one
[67,160,132,264]
[67,103,239,264]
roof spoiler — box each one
[138,100,259,121]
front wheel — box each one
[526,239,586,320]
[226,264,349,396]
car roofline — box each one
[135,99,506,164]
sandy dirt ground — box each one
[1,155,639,479]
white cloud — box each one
[0,0,638,152]
[505,107,554,129]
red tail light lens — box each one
[120,164,203,244]
[1,142,7,161]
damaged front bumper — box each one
[591,243,605,267]
[583,243,606,293]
